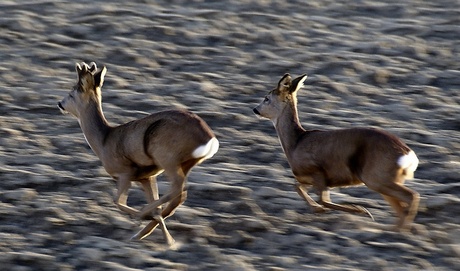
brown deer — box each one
[58,62,219,244]
[253,73,420,230]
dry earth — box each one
[0,0,459,270]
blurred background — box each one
[0,1,459,270]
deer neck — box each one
[274,100,305,157]
[77,100,111,158]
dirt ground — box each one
[0,1,459,270]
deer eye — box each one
[263,97,269,103]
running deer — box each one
[253,73,420,230]
[58,62,219,244]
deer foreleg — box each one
[295,183,326,213]
[139,177,163,219]
[139,177,174,245]
[114,176,140,217]
[319,189,374,220]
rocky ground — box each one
[0,0,459,270]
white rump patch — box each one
[397,150,419,179]
[192,137,219,160]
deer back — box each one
[291,128,412,187]
[103,109,215,170]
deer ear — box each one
[94,66,107,89]
[290,74,308,94]
[277,73,292,92]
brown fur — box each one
[58,62,218,244]
[253,73,419,230]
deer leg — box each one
[131,190,187,242]
[133,161,196,243]
[114,176,139,217]
[382,195,405,229]
[139,177,162,219]
[295,183,326,213]
[138,177,174,245]
[137,170,185,221]
[141,177,160,201]
[319,189,374,220]
[133,167,189,243]
[377,183,419,230]
[131,220,159,241]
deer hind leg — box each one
[131,189,188,242]
[113,175,173,243]
[377,182,420,230]
[137,169,186,219]
[133,162,194,242]
[318,189,374,220]
[153,190,187,244]
[382,195,405,228]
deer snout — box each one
[253,108,260,115]
[57,102,67,114]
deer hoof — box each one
[355,205,374,221]
[313,206,327,213]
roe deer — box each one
[58,62,219,244]
[253,73,419,230]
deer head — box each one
[253,73,307,123]
[58,62,107,119]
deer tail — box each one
[397,150,419,180]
